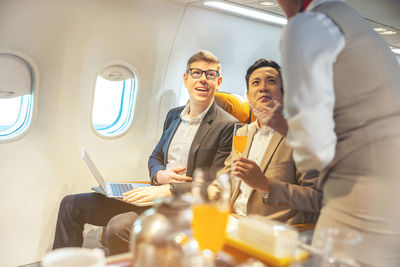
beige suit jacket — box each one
[219,122,322,224]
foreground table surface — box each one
[105,244,323,267]
[105,223,320,266]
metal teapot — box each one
[130,191,203,267]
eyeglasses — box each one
[188,68,219,80]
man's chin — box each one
[256,100,272,109]
[257,100,266,105]
[190,96,213,105]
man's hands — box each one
[122,185,171,204]
[155,168,192,184]
[254,101,288,136]
[232,157,270,193]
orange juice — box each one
[233,135,248,155]
[192,204,229,253]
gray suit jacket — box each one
[220,122,322,224]
[148,101,238,192]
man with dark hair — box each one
[52,50,237,254]
[219,58,322,223]
[245,59,283,94]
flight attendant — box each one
[275,0,400,266]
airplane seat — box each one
[214,91,255,124]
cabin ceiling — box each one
[170,0,400,49]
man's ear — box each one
[217,76,222,87]
[246,90,249,99]
[183,72,188,87]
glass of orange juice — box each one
[233,123,248,157]
[191,169,231,256]
[232,123,248,184]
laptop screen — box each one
[81,147,109,195]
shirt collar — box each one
[307,0,344,11]
[180,101,213,123]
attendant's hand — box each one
[155,168,192,184]
[122,185,171,204]
[254,101,288,136]
[232,157,270,193]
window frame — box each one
[0,49,39,143]
[90,61,139,139]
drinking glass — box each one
[42,248,105,267]
[233,123,248,157]
[191,169,231,256]
[232,123,248,184]
[313,227,362,267]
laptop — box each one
[81,147,152,205]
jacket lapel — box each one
[186,102,217,176]
[242,123,257,158]
[258,131,284,173]
[247,131,284,213]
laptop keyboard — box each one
[110,183,135,196]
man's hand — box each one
[155,168,192,184]
[232,157,270,193]
[122,185,171,204]
[254,101,288,136]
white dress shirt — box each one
[165,102,212,175]
[280,0,345,172]
[233,125,273,216]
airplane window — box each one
[92,64,137,137]
[0,51,37,142]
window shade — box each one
[0,54,32,98]
[99,65,134,81]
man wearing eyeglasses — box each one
[117,50,237,200]
[52,50,237,255]
[105,50,238,254]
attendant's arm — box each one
[281,12,345,171]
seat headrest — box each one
[214,91,255,124]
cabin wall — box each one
[0,0,282,265]
[157,5,282,133]
[0,0,186,265]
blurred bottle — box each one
[130,189,203,267]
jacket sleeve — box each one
[148,109,176,184]
[210,119,236,175]
[266,170,322,213]
[218,150,234,178]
